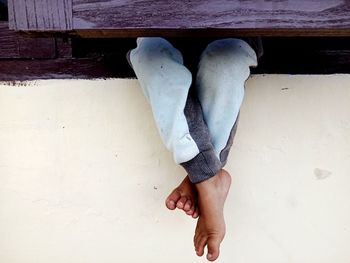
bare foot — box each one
[194,169,231,261]
[165,176,199,218]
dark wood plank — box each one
[0,58,124,81]
[18,38,56,58]
[8,0,72,30]
[0,21,19,58]
[0,21,56,58]
[73,28,350,38]
[72,0,350,37]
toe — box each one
[192,207,199,218]
[176,196,187,209]
[165,190,181,210]
[186,208,194,215]
[186,203,196,216]
[184,199,192,211]
[207,238,220,261]
[165,200,176,210]
[196,236,207,257]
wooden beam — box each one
[7,0,350,37]
[8,0,72,30]
[0,21,19,58]
[0,21,56,58]
[73,28,350,38]
[72,0,350,37]
[0,58,126,81]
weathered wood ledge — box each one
[7,0,350,37]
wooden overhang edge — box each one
[12,28,350,38]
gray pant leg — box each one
[181,89,222,183]
[219,115,239,166]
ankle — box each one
[197,169,231,190]
[195,170,222,190]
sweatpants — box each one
[129,37,258,183]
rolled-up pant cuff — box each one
[180,149,222,184]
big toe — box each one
[195,236,207,257]
[207,238,221,261]
[165,190,181,210]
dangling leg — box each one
[196,38,258,163]
[193,38,258,261]
[128,37,222,218]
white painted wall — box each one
[0,75,350,263]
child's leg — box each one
[193,39,258,261]
[129,37,221,184]
[195,38,258,165]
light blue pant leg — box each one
[130,37,200,164]
[196,38,258,160]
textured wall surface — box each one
[0,75,350,263]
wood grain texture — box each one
[73,28,350,38]
[0,21,56,58]
[8,0,72,30]
[0,58,117,80]
[0,21,19,57]
[72,0,350,36]
[18,38,56,58]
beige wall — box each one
[0,75,350,263]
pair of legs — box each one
[128,37,257,261]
